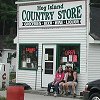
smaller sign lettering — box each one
[26,48,36,53]
[65,50,75,56]
[2,73,6,80]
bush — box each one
[9,72,16,82]
[0,96,6,100]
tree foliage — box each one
[91,0,100,3]
[90,0,100,7]
[4,34,16,49]
[0,0,16,22]
[0,0,17,49]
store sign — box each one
[19,1,86,28]
[64,49,78,62]
[26,48,36,53]
[65,50,75,56]
[1,64,8,88]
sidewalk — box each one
[25,89,83,99]
[0,89,83,100]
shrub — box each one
[9,72,16,82]
[0,96,6,100]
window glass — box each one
[19,44,38,69]
[45,62,53,74]
[45,49,53,61]
[57,44,80,73]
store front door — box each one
[42,45,56,87]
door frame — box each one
[41,44,56,87]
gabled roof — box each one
[90,5,100,40]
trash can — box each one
[7,86,24,100]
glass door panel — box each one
[45,48,53,74]
[45,62,53,74]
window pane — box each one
[58,45,80,73]
[19,44,38,69]
[45,62,53,74]
[45,49,53,61]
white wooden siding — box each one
[18,28,87,43]
[16,27,88,94]
[88,44,100,82]
[17,67,41,90]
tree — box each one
[0,0,17,35]
[4,34,16,49]
[91,0,100,3]
[0,0,17,49]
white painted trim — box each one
[3,49,15,51]
[89,35,100,44]
[15,1,37,4]
[94,40,100,44]
[15,0,57,4]
[14,36,18,44]
[42,44,56,87]
[86,0,90,83]
[89,35,94,43]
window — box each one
[45,48,54,74]
[19,44,38,70]
[57,44,80,73]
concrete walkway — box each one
[24,93,82,100]
[0,89,83,100]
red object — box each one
[65,49,75,56]
[26,47,36,53]
[7,86,24,100]
[73,55,78,62]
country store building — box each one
[15,0,100,95]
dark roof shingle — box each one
[90,6,100,40]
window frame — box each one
[56,44,80,73]
[19,43,38,70]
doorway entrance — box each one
[42,45,56,87]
